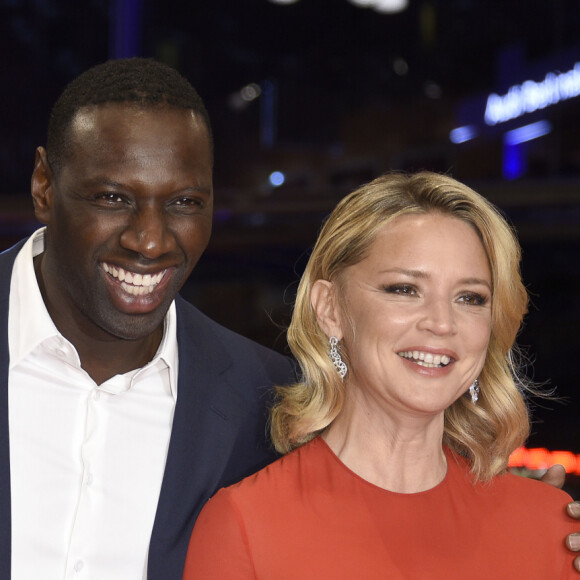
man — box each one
[0,57,578,579]
[1,58,294,579]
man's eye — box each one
[95,193,124,203]
[174,197,203,207]
[170,197,206,212]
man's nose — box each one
[119,207,175,259]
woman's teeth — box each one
[398,351,451,368]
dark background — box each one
[1,0,578,489]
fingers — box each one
[566,503,580,572]
[539,464,566,489]
[568,533,580,550]
[569,502,580,520]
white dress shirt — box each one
[8,229,179,580]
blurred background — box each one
[1,0,578,492]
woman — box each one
[184,172,577,578]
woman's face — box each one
[328,212,492,419]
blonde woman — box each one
[185,172,577,579]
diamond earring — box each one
[469,379,480,404]
[329,336,347,379]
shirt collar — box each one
[9,228,60,368]
[8,228,179,399]
[144,300,179,400]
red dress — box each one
[184,436,576,579]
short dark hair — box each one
[46,57,213,173]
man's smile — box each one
[101,262,167,296]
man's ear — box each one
[310,279,343,340]
[31,147,54,225]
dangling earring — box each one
[329,336,347,379]
[469,379,480,404]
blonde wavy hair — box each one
[271,171,530,482]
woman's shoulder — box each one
[210,436,328,509]
[446,448,572,502]
[491,469,573,504]
[444,448,573,525]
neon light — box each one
[269,171,285,187]
[373,0,409,13]
[502,121,551,180]
[449,125,478,144]
[347,0,408,12]
[240,83,262,102]
[503,143,525,180]
[508,446,580,475]
[484,62,580,125]
[504,120,552,146]
[110,0,142,58]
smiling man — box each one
[0,58,295,579]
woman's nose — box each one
[416,298,458,336]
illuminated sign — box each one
[484,62,580,125]
[504,120,552,146]
[509,446,580,475]
[449,125,478,144]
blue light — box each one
[269,171,285,187]
[260,80,277,149]
[110,0,142,58]
[503,143,525,180]
[449,125,478,144]
[485,63,580,126]
[504,120,552,146]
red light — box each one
[508,447,580,474]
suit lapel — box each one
[0,240,27,579]
[148,296,243,576]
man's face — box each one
[33,103,213,342]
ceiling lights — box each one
[267,0,409,12]
[347,0,408,13]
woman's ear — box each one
[311,280,343,340]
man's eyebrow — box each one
[177,185,213,195]
[82,177,124,188]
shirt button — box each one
[74,560,84,573]
[92,390,100,401]
[86,473,93,486]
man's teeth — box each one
[398,351,451,368]
[102,263,164,296]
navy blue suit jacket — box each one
[0,239,294,579]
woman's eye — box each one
[384,284,417,296]
[459,293,488,306]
